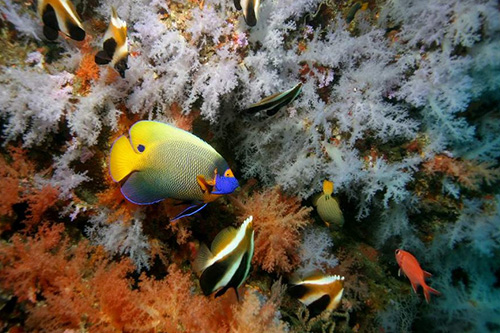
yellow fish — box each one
[289,272,345,316]
[193,216,254,300]
[109,121,239,221]
[38,0,85,41]
[95,7,129,78]
[314,180,344,227]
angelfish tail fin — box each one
[423,284,441,303]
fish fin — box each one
[110,135,140,182]
[95,50,112,65]
[197,175,215,194]
[66,18,85,41]
[312,193,321,206]
[120,172,165,205]
[193,243,213,274]
[410,281,418,294]
[211,226,238,254]
[423,270,432,278]
[423,285,441,304]
[234,0,242,10]
[323,180,334,195]
[288,272,303,286]
[242,0,257,26]
[398,268,401,277]
[171,203,207,221]
[234,287,240,302]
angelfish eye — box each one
[395,249,400,254]
[137,144,145,152]
[224,169,234,178]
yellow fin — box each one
[211,226,238,255]
[110,135,139,182]
[323,180,334,195]
[193,243,213,274]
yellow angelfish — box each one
[314,180,344,227]
[110,121,239,221]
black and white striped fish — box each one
[38,0,85,41]
[245,83,302,116]
[95,7,128,78]
[289,272,345,316]
[193,216,254,300]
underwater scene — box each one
[0,0,499,331]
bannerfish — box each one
[395,249,440,303]
[193,216,254,300]
[109,120,239,221]
[234,0,260,26]
[95,7,129,78]
[245,83,302,116]
[37,0,85,41]
[314,180,344,227]
[289,272,345,316]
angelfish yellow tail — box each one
[110,135,138,182]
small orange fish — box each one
[395,249,440,303]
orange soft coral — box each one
[0,147,35,217]
[0,147,59,231]
[232,186,312,274]
[0,224,288,332]
[423,155,500,190]
[74,40,100,95]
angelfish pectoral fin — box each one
[197,175,215,194]
[171,203,208,222]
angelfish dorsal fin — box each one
[211,226,238,255]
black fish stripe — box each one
[42,4,59,30]
[288,284,310,300]
[103,38,117,58]
[66,19,85,41]
[244,1,257,26]
[199,258,231,296]
[234,0,242,10]
[95,50,112,65]
[308,294,331,317]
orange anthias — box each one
[395,249,441,303]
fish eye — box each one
[224,169,234,178]
[395,249,400,254]
[137,144,145,152]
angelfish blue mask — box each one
[213,169,239,194]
